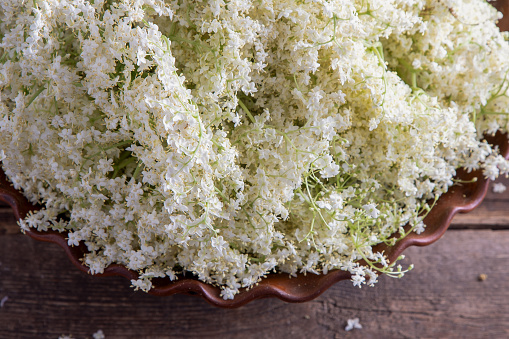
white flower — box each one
[211,235,228,254]
[345,318,362,331]
[131,278,152,292]
[329,192,343,209]
[413,221,425,235]
[97,158,114,175]
[351,274,365,287]
[316,200,331,210]
[67,232,81,247]
[220,287,236,300]
[93,330,105,339]
[493,182,507,194]
[362,204,380,219]
[232,113,242,127]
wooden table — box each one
[0,174,508,338]
[2,2,509,337]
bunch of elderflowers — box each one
[1,0,509,299]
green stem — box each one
[0,52,8,63]
[27,85,46,107]
[84,140,134,160]
[237,98,256,124]
[111,156,137,178]
[132,162,144,180]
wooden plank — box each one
[450,176,509,229]
[0,208,19,235]
[0,229,508,338]
[449,201,509,229]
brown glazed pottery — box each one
[1,131,507,308]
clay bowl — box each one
[1,132,507,308]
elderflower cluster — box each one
[1,0,509,299]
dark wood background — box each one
[2,179,509,339]
[2,1,509,338]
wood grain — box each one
[0,207,18,235]
[1,2,509,337]
[0,168,508,338]
[0,228,508,338]
[450,176,509,229]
